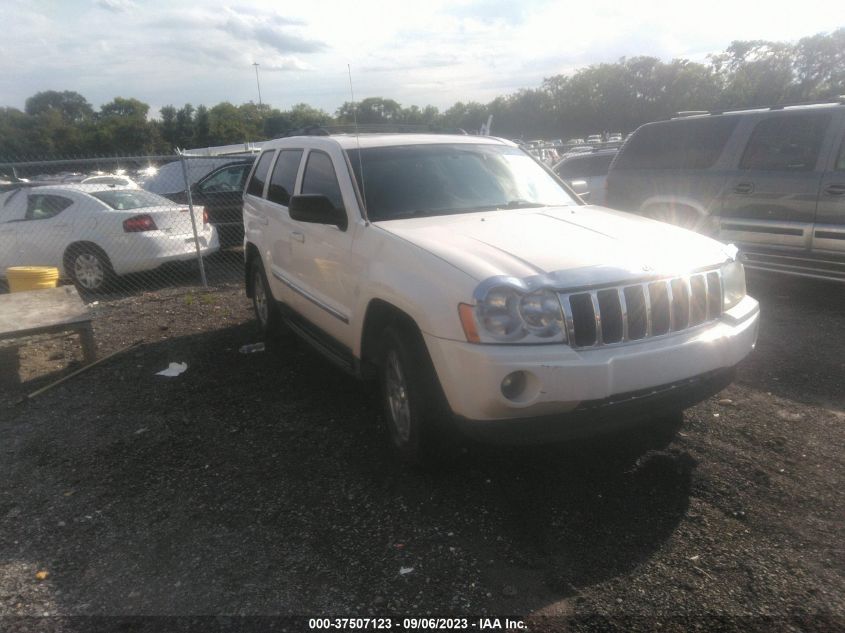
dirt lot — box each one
[0,273,843,632]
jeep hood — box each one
[376,205,735,284]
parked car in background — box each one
[81,174,139,187]
[143,156,255,247]
[168,159,255,246]
[586,134,603,144]
[0,184,218,291]
[605,99,845,282]
[553,148,618,204]
[243,133,758,461]
[607,132,623,143]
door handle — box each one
[291,231,305,243]
[734,183,754,195]
[824,184,845,196]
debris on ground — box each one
[155,362,187,377]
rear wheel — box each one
[65,245,114,293]
[250,257,281,335]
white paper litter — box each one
[399,567,414,575]
[156,362,188,377]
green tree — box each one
[175,103,195,148]
[159,105,177,148]
[208,102,245,144]
[24,90,94,124]
[193,105,211,147]
[94,97,156,154]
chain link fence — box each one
[0,153,256,299]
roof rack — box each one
[281,123,471,138]
[672,96,845,119]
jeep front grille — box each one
[559,270,722,348]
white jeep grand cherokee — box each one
[243,134,759,460]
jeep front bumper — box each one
[423,295,759,429]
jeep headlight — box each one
[721,260,746,311]
[460,283,566,344]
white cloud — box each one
[1,0,842,114]
[95,0,137,12]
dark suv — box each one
[605,100,845,282]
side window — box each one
[199,164,249,193]
[740,114,831,172]
[555,157,588,180]
[246,151,275,197]
[557,154,616,179]
[301,151,343,210]
[26,195,73,220]
[613,117,738,171]
[267,150,303,206]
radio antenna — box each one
[348,63,368,220]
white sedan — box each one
[0,184,218,291]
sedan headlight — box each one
[721,260,746,310]
[460,284,566,344]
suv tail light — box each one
[203,208,209,225]
[123,214,158,232]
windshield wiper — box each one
[499,199,545,209]
[383,209,435,220]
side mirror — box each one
[289,194,348,230]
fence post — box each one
[178,152,208,288]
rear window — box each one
[556,153,616,179]
[613,116,739,171]
[90,189,171,210]
[246,151,275,197]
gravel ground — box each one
[0,273,843,632]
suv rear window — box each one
[613,116,739,171]
[246,151,275,197]
[740,113,831,172]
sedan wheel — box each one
[70,250,112,292]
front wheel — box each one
[379,325,452,464]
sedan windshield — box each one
[90,189,172,210]
[347,143,577,221]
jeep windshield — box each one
[346,143,578,221]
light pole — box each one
[252,62,263,107]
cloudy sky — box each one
[1,0,841,117]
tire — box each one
[250,257,281,335]
[378,324,453,464]
[65,245,114,293]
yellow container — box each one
[6,266,60,292]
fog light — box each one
[501,371,527,400]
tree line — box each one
[1,28,842,160]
